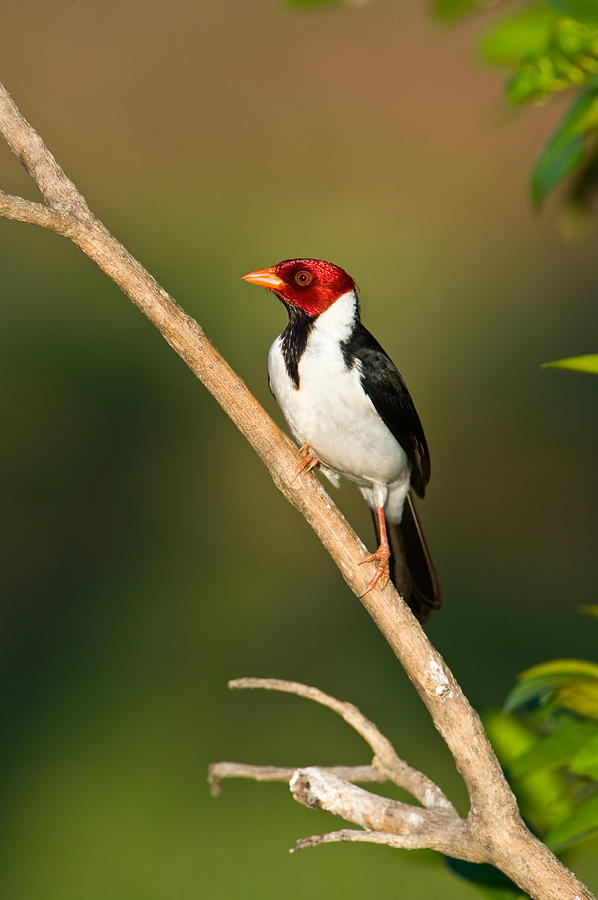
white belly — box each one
[268,334,411,518]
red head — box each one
[242,258,355,317]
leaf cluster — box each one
[457,608,598,899]
[443,1,598,372]
[285,0,598,212]
[504,660,598,848]
[436,0,598,213]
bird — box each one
[242,258,441,623]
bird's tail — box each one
[372,493,442,623]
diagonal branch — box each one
[0,81,594,900]
[228,677,453,811]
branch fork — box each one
[209,677,481,861]
[0,82,594,900]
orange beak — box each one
[242,266,285,291]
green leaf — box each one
[480,8,557,66]
[531,132,586,206]
[507,19,598,104]
[545,791,598,848]
[542,353,598,372]
[484,711,574,831]
[555,680,598,719]
[531,86,598,206]
[549,0,598,26]
[509,719,598,778]
[535,138,587,203]
[505,659,598,712]
[571,732,598,778]
[483,710,539,762]
[505,675,570,712]
[523,660,598,681]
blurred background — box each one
[1,1,597,897]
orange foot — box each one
[359,543,391,596]
[293,442,319,480]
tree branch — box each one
[228,677,454,811]
[289,768,477,860]
[0,189,76,234]
[292,828,439,853]
[208,763,382,796]
[0,81,594,900]
[0,87,89,216]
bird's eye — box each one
[295,270,312,286]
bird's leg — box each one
[359,504,391,595]
[292,442,319,480]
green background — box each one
[1,0,597,897]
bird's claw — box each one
[292,443,319,481]
[359,545,391,596]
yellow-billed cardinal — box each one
[242,258,442,622]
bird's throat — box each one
[280,304,316,389]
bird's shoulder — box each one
[341,321,430,496]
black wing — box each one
[342,322,430,497]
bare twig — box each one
[0,81,594,900]
[292,829,435,853]
[207,763,381,796]
[228,677,453,811]
[0,189,76,233]
[289,768,477,859]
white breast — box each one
[268,291,411,516]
